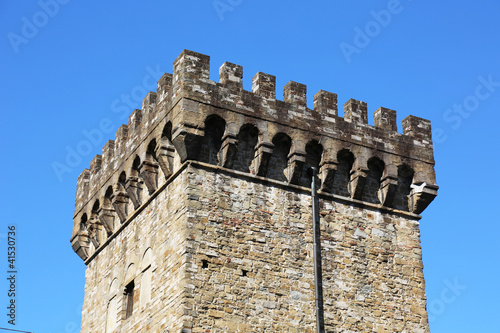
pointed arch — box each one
[299,140,323,188]
[332,149,354,197]
[104,186,113,209]
[146,139,157,161]
[91,199,100,218]
[131,156,141,178]
[361,157,385,204]
[233,124,259,173]
[118,171,127,189]
[267,133,292,182]
[80,213,88,231]
[392,164,414,211]
[199,115,226,165]
[162,121,172,142]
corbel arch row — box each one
[185,113,434,212]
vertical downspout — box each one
[311,167,325,333]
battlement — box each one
[71,50,438,262]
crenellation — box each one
[252,72,276,100]
[402,115,432,143]
[314,90,338,118]
[141,91,157,123]
[172,50,212,103]
[374,107,397,131]
[73,50,438,333]
[156,72,172,104]
[75,168,90,211]
[283,81,307,110]
[114,124,128,146]
[343,98,368,124]
[102,140,115,167]
[90,154,102,176]
[219,62,243,90]
[128,108,142,131]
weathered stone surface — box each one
[72,50,437,333]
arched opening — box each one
[162,122,172,142]
[91,200,100,218]
[146,139,157,162]
[393,164,414,211]
[361,157,385,204]
[233,124,259,173]
[332,149,354,197]
[123,263,136,319]
[131,156,141,178]
[267,133,292,182]
[299,140,323,188]
[199,115,225,165]
[104,186,113,209]
[80,213,88,231]
[118,171,127,189]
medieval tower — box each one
[71,50,438,332]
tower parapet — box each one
[72,49,437,261]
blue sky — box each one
[1,1,499,332]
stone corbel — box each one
[139,160,159,194]
[319,160,337,192]
[250,142,273,176]
[87,218,101,249]
[409,183,439,214]
[378,164,398,207]
[98,207,115,236]
[349,158,368,200]
[125,176,142,209]
[171,126,203,162]
[155,140,176,179]
[220,133,238,168]
[71,229,89,261]
[285,150,306,184]
[111,190,129,223]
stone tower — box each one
[71,50,438,332]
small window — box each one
[124,281,134,319]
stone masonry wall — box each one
[79,163,429,332]
[183,164,428,333]
[80,171,190,333]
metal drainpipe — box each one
[311,167,325,333]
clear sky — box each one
[1,1,499,332]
